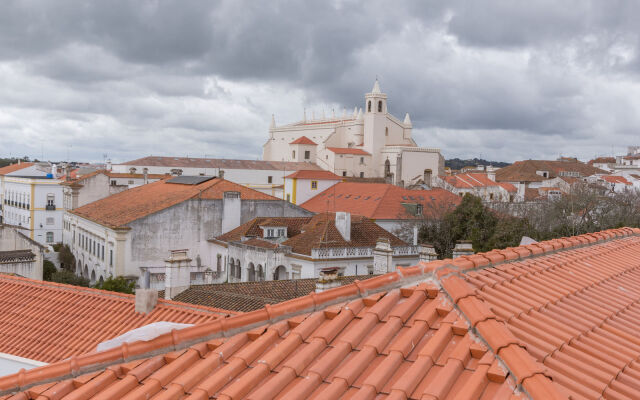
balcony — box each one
[45,204,56,211]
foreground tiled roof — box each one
[0,274,233,364]
[284,169,342,180]
[301,182,461,219]
[496,160,606,182]
[70,178,277,229]
[163,276,372,312]
[0,163,34,176]
[117,156,323,171]
[215,213,408,256]
[2,228,639,399]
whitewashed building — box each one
[0,163,64,245]
[208,212,420,283]
[283,169,342,205]
[110,156,322,198]
[63,176,312,285]
[0,224,45,280]
[262,80,445,186]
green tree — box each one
[445,194,498,253]
[43,260,57,281]
[49,270,90,286]
[58,244,76,272]
[94,276,135,294]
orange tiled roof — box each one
[8,229,639,398]
[301,182,461,219]
[497,181,517,192]
[289,136,317,145]
[601,175,632,185]
[588,156,616,164]
[69,178,277,229]
[284,169,341,180]
[496,160,606,182]
[0,274,233,364]
[327,147,371,155]
[441,172,512,190]
[0,162,34,176]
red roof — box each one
[601,175,632,185]
[0,162,34,175]
[4,227,639,398]
[300,182,461,220]
[284,169,342,180]
[588,157,616,164]
[327,147,371,155]
[441,173,513,191]
[0,274,232,363]
[497,182,517,192]
[289,136,317,145]
[70,178,277,229]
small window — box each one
[46,194,55,206]
[128,180,134,184]
[109,250,113,266]
[367,101,371,112]
[266,228,274,237]
[46,232,54,243]
[292,150,296,158]
[360,157,364,164]
[311,181,318,190]
[111,180,117,186]
[359,172,364,178]
[46,217,54,225]
[378,101,382,112]
[304,150,310,160]
[286,194,291,202]
[268,176,273,184]
[278,228,285,237]
[342,171,347,177]
[416,204,423,215]
[385,127,388,136]
[325,155,328,160]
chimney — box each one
[452,240,474,258]
[373,237,393,274]
[135,289,158,313]
[222,191,241,234]
[164,249,192,300]
[423,169,432,189]
[419,243,438,262]
[143,168,149,184]
[106,159,112,171]
[335,212,351,241]
[51,163,57,177]
[218,169,225,179]
[316,267,341,292]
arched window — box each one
[378,101,382,112]
[384,159,391,176]
[367,101,371,112]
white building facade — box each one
[262,80,445,187]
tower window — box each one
[304,150,310,160]
[292,150,296,158]
[378,101,382,112]
[385,127,388,136]
[367,101,371,112]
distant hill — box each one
[445,158,511,170]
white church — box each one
[263,80,444,187]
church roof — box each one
[371,78,382,94]
[0,273,232,364]
[4,228,639,399]
[289,136,316,145]
[327,147,371,155]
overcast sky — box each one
[1,1,639,164]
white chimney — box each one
[135,289,158,313]
[316,267,341,292]
[335,212,351,241]
[373,238,393,274]
[106,159,112,171]
[143,168,149,185]
[51,163,57,177]
[222,191,241,234]
[164,249,192,300]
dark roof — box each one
[117,156,323,171]
[0,250,35,263]
[161,275,374,312]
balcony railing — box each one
[45,204,56,211]
[311,246,418,259]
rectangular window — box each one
[359,172,364,178]
[292,150,296,158]
[304,150,310,160]
[360,157,364,164]
[46,217,54,225]
[286,194,291,202]
[109,250,113,266]
[111,180,116,186]
[342,171,347,177]
[268,176,273,184]
[46,232,54,243]
[311,180,318,190]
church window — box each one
[385,127,388,136]
[304,150,310,160]
[384,159,391,176]
[378,101,382,112]
[311,181,318,190]
[367,101,371,112]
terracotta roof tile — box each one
[3,227,639,399]
[496,159,607,182]
[300,182,461,219]
[289,136,317,145]
[69,177,276,229]
[327,147,371,155]
[0,163,35,175]
[0,274,232,363]
[117,156,323,171]
[600,175,632,185]
[588,156,616,164]
[284,169,342,180]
